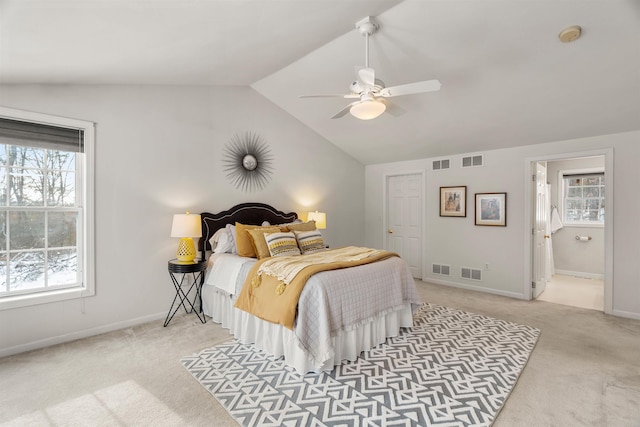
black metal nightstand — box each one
[164,259,207,327]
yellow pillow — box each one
[282,220,316,232]
[247,226,282,259]
[236,223,280,258]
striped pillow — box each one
[294,230,326,255]
[265,232,301,257]
[247,226,284,259]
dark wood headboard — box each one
[198,202,298,257]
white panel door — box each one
[532,162,549,298]
[386,174,422,278]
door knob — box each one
[544,235,550,239]
[388,229,393,234]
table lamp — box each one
[307,211,326,229]
[171,211,202,263]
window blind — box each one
[0,117,84,152]
[562,172,604,178]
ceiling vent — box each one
[432,159,450,170]
[462,155,483,167]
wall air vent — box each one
[461,267,482,281]
[462,155,483,167]
[432,159,450,170]
[432,263,451,276]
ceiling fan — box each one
[301,16,441,120]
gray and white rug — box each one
[181,303,540,426]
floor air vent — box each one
[461,267,482,281]
[432,264,451,276]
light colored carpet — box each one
[1,280,639,426]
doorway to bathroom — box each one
[529,151,610,312]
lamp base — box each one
[176,237,197,263]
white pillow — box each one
[208,228,226,250]
[225,224,238,254]
[213,230,234,253]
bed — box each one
[197,202,421,374]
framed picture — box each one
[440,186,467,217]
[475,193,507,226]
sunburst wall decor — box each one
[222,132,274,192]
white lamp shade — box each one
[350,100,386,120]
[307,211,326,229]
[171,213,202,238]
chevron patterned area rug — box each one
[181,303,540,426]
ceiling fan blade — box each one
[331,101,360,119]
[300,94,360,99]
[379,79,441,97]
[356,67,376,88]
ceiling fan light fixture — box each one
[300,16,440,120]
[350,99,386,120]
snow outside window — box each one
[0,108,95,309]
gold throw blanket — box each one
[234,246,398,330]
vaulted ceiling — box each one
[2,0,638,164]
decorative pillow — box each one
[246,226,283,259]
[265,231,301,257]
[282,220,316,232]
[294,229,327,255]
[225,224,238,254]
[235,223,280,258]
[213,229,234,254]
[278,219,302,227]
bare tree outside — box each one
[0,145,78,294]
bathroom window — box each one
[561,171,604,226]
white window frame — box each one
[0,107,95,310]
[558,167,605,228]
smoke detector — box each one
[559,25,582,43]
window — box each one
[561,171,605,226]
[0,107,94,309]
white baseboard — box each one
[0,311,167,358]
[422,276,640,320]
[422,277,527,300]
[611,309,640,321]
[554,270,605,280]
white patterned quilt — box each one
[205,253,421,366]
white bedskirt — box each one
[202,285,415,374]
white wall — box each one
[0,84,365,356]
[365,131,640,319]
[547,157,605,278]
